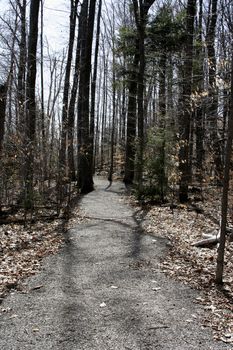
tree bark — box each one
[0,84,7,156]
[17,0,27,129]
[24,0,40,209]
[90,0,102,173]
[206,0,223,182]
[216,41,233,284]
[195,0,205,179]
[59,0,78,181]
[123,47,139,184]
[178,0,196,203]
[77,0,96,193]
[132,0,155,192]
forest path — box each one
[0,178,231,350]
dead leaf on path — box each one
[110,285,118,289]
[100,302,106,308]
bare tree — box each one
[178,0,196,202]
[24,0,40,209]
[132,0,155,192]
[77,0,96,193]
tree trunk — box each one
[132,0,155,192]
[158,53,166,201]
[108,30,116,183]
[0,84,7,156]
[216,41,233,284]
[100,54,108,170]
[123,48,139,184]
[40,0,47,180]
[17,0,27,130]
[178,0,196,203]
[24,0,40,209]
[206,0,223,182]
[77,0,96,193]
[67,1,87,181]
[195,0,205,180]
[59,0,78,182]
[90,0,102,173]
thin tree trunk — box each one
[123,47,139,184]
[206,0,223,182]
[216,41,233,284]
[158,53,166,201]
[17,0,27,130]
[90,0,102,173]
[40,0,47,180]
[0,84,7,156]
[100,54,108,170]
[132,0,155,191]
[108,35,116,183]
[178,0,196,203]
[67,2,87,181]
[59,0,78,180]
[195,0,205,180]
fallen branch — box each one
[192,236,220,247]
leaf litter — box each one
[0,219,64,300]
[0,203,86,303]
[137,187,233,345]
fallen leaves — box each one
[0,219,64,299]
[141,188,233,345]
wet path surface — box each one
[0,179,231,349]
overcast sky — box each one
[43,0,69,52]
[0,0,69,52]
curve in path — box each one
[0,179,231,350]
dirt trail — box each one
[0,179,231,349]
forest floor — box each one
[0,178,232,349]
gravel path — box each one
[0,179,231,350]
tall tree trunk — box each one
[67,1,87,181]
[0,84,7,157]
[206,0,223,182]
[40,0,47,180]
[108,30,116,183]
[123,47,139,184]
[216,41,233,284]
[158,53,166,201]
[59,0,78,182]
[77,0,96,193]
[90,0,102,173]
[24,0,40,209]
[132,0,155,191]
[195,0,205,180]
[100,54,108,170]
[17,0,27,130]
[178,0,196,203]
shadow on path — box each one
[0,178,231,350]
